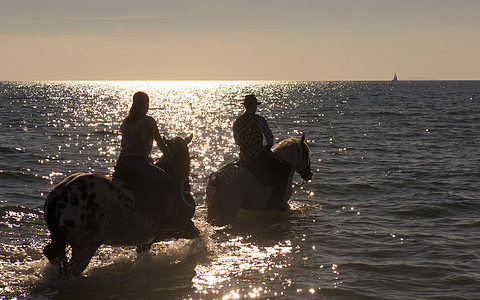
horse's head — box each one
[156,134,193,183]
[273,134,313,182]
[297,134,313,182]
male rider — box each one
[233,94,290,211]
[233,94,273,163]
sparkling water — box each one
[0,81,479,299]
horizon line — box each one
[1,79,480,82]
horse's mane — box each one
[161,136,191,182]
[273,137,310,153]
[273,137,297,150]
[272,137,310,167]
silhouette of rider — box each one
[115,91,180,226]
[233,94,291,211]
[233,94,273,163]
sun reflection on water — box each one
[1,80,335,298]
[192,234,293,297]
[64,81,330,298]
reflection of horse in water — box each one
[43,135,198,278]
[206,134,313,226]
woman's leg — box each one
[141,163,179,218]
[116,156,179,218]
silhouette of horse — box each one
[206,134,313,226]
[43,135,197,278]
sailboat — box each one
[392,72,398,82]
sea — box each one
[0,80,479,299]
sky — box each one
[1,0,480,81]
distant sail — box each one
[392,72,398,82]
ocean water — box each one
[0,80,479,299]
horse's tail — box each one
[43,188,67,265]
[206,173,220,223]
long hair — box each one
[124,91,149,124]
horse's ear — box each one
[185,134,193,145]
[301,134,306,143]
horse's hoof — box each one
[136,243,153,254]
[176,224,200,239]
[58,266,75,281]
[44,243,66,264]
[272,202,290,212]
[43,244,56,263]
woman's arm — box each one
[153,122,173,159]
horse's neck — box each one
[273,142,300,168]
[157,158,189,185]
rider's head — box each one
[125,91,150,123]
[243,94,260,112]
[133,91,149,114]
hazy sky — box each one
[1,0,479,80]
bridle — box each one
[295,144,312,184]
[275,141,312,185]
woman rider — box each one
[115,91,179,226]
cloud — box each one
[70,16,161,22]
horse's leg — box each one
[206,174,242,226]
[214,185,246,226]
[206,177,220,223]
[62,243,100,279]
[182,178,195,211]
[136,243,153,254]
[268,163,292,211]
[43,236,67,265]
[43,192,67,266]
[280,172,295,208]
[173,186,199,239]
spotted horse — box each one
[43,134,198,278]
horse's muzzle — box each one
[300,170,313,182]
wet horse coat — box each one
[43,135,196,278]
